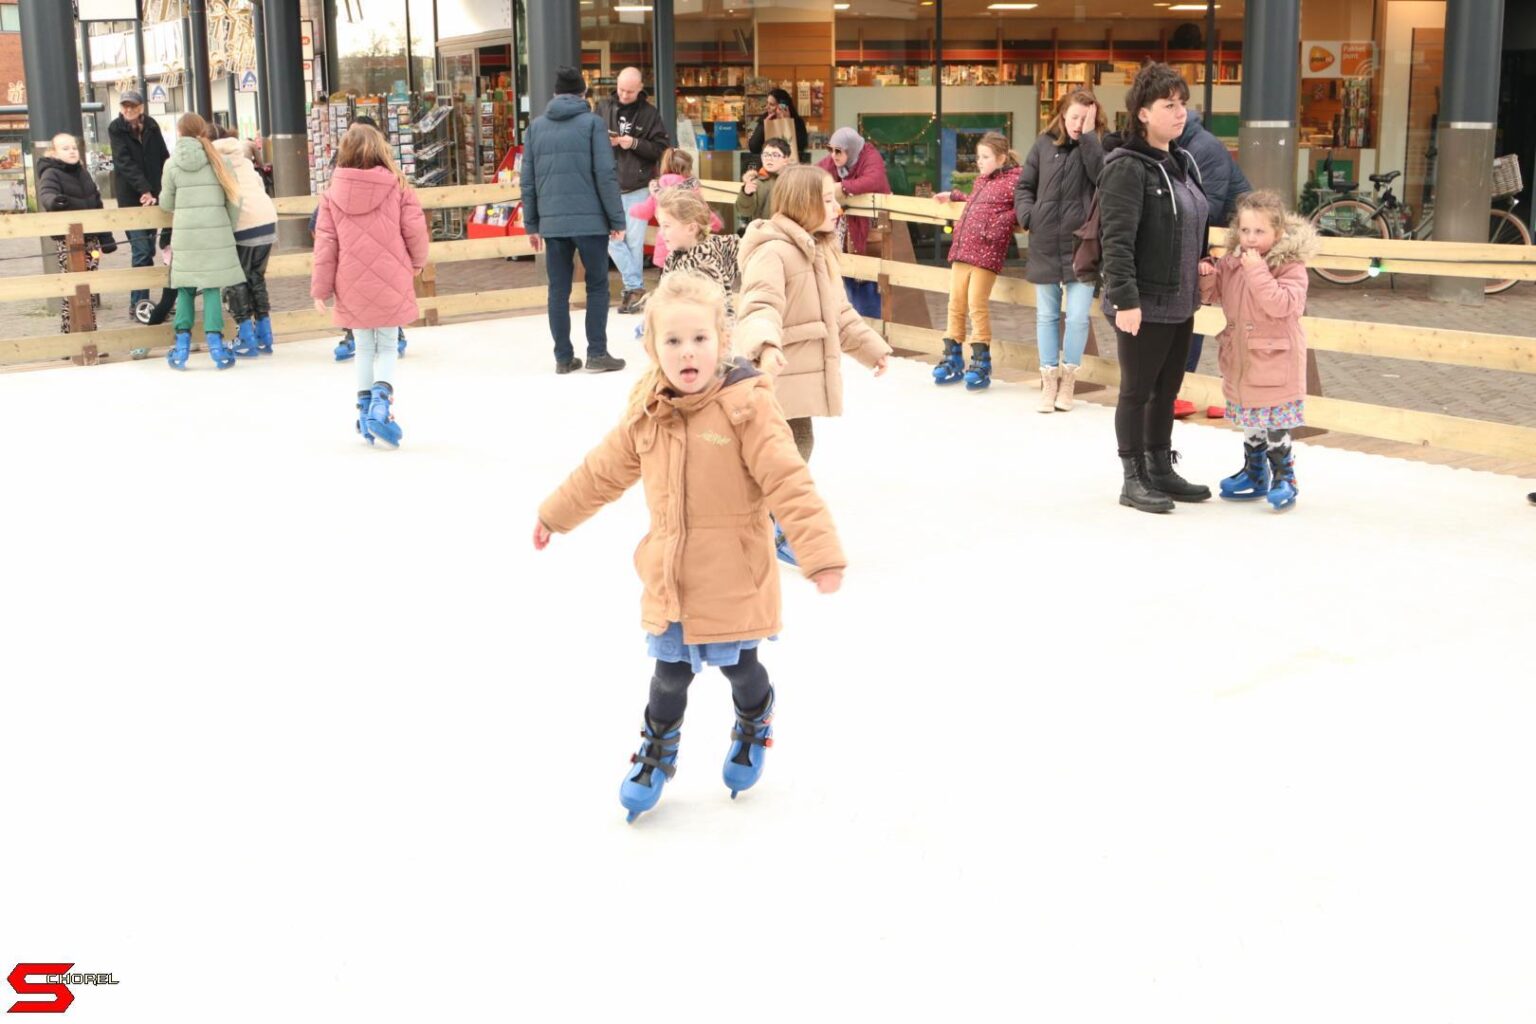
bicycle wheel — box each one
[1484,208,1532,295]
[1309,199,1391,285]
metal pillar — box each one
[132,0,147,100]
[651,0,675,138]
[323,0,341,100]
[19,0,83,311]
[933,0,943,262]
[266,0,310,249]
[19,0,84,150]
[79,20,96,147]
[253,0,273,144]
[225,75,239,135]
[1237,0,1300,201]
[1204,2,1216,119]
[189,0,213,119]
[1430,0,1508,305]
[526,0,581,121]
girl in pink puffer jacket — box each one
[311,123,430,449]
[626,148,723,268]
[1199,191,1319,510]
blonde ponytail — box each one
[177,112,240,204]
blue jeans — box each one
[1034,280,1095,368]
[1186,333,1205,373]
[844,277,882,318]
[609,188,650,292]
[128,229,157,307]
[546,234,612,364]
[353,327,400,390]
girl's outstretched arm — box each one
[537,423,643,537]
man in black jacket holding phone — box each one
[594,67,670,314]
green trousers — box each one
[174,288,225,333]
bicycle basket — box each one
[1493,154,1523,198]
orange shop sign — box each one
[1303,41,1377,79]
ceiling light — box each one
[1167,3,1219,8]
[987,3,1039,8]
[613,4,653,10]
[833,2,850,7]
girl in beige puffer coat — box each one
[534,272,846,823]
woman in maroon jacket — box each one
[930,132,1023,391]
[818,127,891,317]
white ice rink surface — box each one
[2,314,1534,1022]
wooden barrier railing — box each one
[0,182,531,366]
[4,178,1533,460]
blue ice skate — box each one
[253,316,275,354]
[1219,443,1271,500]
[206,331,236,369]
[355,391,375,445]
[334,330,355,361]
[1267,449,1298,511]
[364,382,402,449]
[963,345,992,391]
[166,330,191,370]
[230,319,260,358]
[723,688,775,799]
[932,338,964,385]
[620,715,682,823]
[397,328,408,357]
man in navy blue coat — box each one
[522,66,628,374]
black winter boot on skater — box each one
[1120,455,1174,514]
[1146,448,1211,502]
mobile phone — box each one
[608,130,621,137]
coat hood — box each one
[326,165,402,216]
[741,213,821,264]
[212,136,252,171]
[37,156,86,177]
[1223,213,1319,269]
[545,93,594,121]
[1104,136,1202,186]
[171,136,212,173]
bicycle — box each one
[1308,154,1532,294]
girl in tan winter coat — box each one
[1198,191,1318,510]
[534,272,846,824]
[736,164,892,563]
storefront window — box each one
[335,0,410,96]
[581,0,654,107]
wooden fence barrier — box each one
[3,178,1534,460]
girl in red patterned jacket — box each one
[931,132,1023,391]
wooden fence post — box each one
[417,261,440,327]
[877,206,893,324]
[66,223,99,365]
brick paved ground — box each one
[4,233,1534,433]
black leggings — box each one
[225,243,272,323]
[1114,317,1193,458]
[647,648,771,726]
[787,417,814,463]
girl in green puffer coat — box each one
[159,112,244,370]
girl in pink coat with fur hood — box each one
[625,149,723,269]
[312,124,430,449]
[1199,191,1318,510]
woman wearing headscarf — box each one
[817,127,891,318]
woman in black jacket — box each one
[747,89,810,162]
[1097,63,1212,513]
[1015,89,1105,413]
[36,133,107,334]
